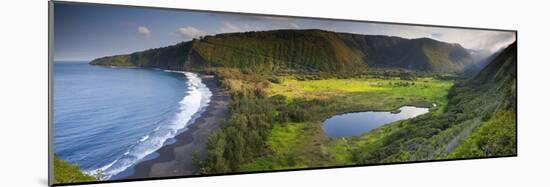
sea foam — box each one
[85,71,212,180]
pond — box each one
[322,106,430,138]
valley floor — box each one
[238,77,453,171]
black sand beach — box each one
[127,74,230,179]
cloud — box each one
[177,26,207,40]
[209,13,293,22]
[430,33,443,38]
[469,31,516,52]
[219,21,299,34]
[137,26,151,37]
[346,22,515,52]
[220,22,243,33]
[220,22,261,33]
[421,28,516,52]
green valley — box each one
[51,3,519,185]
[89,29,516,176]
[236,77,453,171]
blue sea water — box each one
[53,61,211,179]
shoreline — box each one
[125,73,230,179]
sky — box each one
[54,3,516,61]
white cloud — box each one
[220,22,262,33]
[220,21,300,34]
[420,27,516,52]
[137,26,151,37]
[220,22,244,33]
[345,22,515,52]
[177,26,207,40]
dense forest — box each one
[88,29,516,175]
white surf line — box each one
[85,70,213,180]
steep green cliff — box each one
[350,42,517,162]
[90,29,474,74]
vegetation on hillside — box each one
[90,41,195,70]
[192,30,366,73]
[448,111,516,158]
[326,42,517,164]
[53,155,96,184]
[90,29,474,74]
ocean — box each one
[53,61,211,179]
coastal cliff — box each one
[91,29,474,74]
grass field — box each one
[239,77,454,170]
[270,77,453,113]
[240,122,328,170]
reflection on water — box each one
[322,106,429,138]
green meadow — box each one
[238,77,454,171]
[270,77,453,113]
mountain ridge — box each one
[351,41,517,163]
[90,29,475,74]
